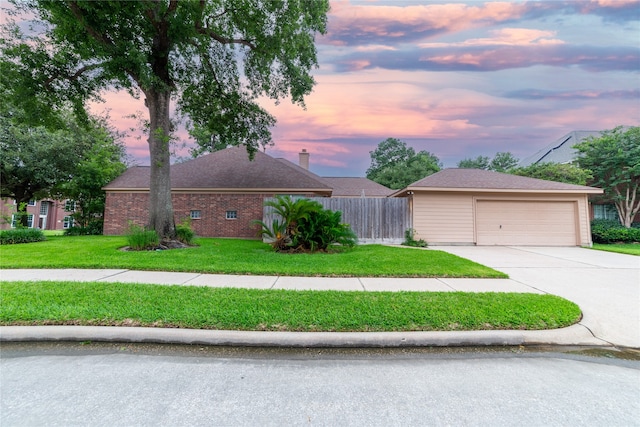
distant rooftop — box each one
[321,177,394,197]
[519,130,603,167]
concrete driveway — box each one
[435,246,640,348]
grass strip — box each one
[0,236,506,278]
[0,281,580,332]
[592,243,640,256]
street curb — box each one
[0,324,608,348]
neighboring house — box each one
[391,168,602,246]
[520,129,636,223]
[0,198,76,231]
[519,130,603,167]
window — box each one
[63,216,74,229]
[226,210,238,220]
[11,214,34,228]
[40,202,49,216]
[190,210,201,220]
[27,200,36,206]
[64,200,76,212]
[593,204,618,221]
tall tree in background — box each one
[56,116,128,233]
[489,152,519,172]
[0,115,79,227]
[2,0,329,239]
[457,156,490,170]
[366,138,441,189]
[0,108,126,229]
[457,152,519,172]
[574,126,640,228]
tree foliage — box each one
[457,156,490,170]
[574,126,640,228]
[457,152,519,172]
[2,0,330,238]
[0,115,78,226]
[510,163,592,186]
[366,138,441,189]
[0,109,127,229]
[56,117,127,233]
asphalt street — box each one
[2,343,639,427]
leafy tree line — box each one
[2,0,330,240]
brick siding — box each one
[104,192,316,238]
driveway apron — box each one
[434,246,640,348]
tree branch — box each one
[44,62,105,87]
[192,2,256,50]
[67,1,116,49]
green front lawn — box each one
[592,243,640,256]
[0,281,580,331]
[0,236,506,278]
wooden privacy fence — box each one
[263,197,411,244]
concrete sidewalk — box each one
[0,268,542,293]
[0,267,613,349]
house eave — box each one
[394,187,603,196]
[104,187,333,195]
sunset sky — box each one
[91,0,640,177]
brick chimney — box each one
[299,149,309,170]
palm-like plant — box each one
[253,218,291,251]
[256,196,357,252]
[263,196,322,239]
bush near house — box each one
[591,219,640,244]
[0,228,46,245]
[255,195,357,252]
[126,224,160,251]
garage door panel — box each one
[476,201,577,246]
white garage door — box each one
[476,200,577,246]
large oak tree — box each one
[2,0,329,238]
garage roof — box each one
[392,168,603,195]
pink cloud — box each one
[326,1,531,43]
[420,28,565,48]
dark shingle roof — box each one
[402,168,601,193]
[104,147,332,193]
[321,177,394,197]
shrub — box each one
[126,223,159,250]
[255,196,357,252]
[175,219,195,245]
[64,220,103,236]
[295,208,357,252]
[402,228,427,248]
[591,219,640,244]
[0,228,46,245]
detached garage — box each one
[392,169,603,247]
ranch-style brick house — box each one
[103,146,391,238]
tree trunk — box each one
[14,189,32,228]
[146,88,175,239]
